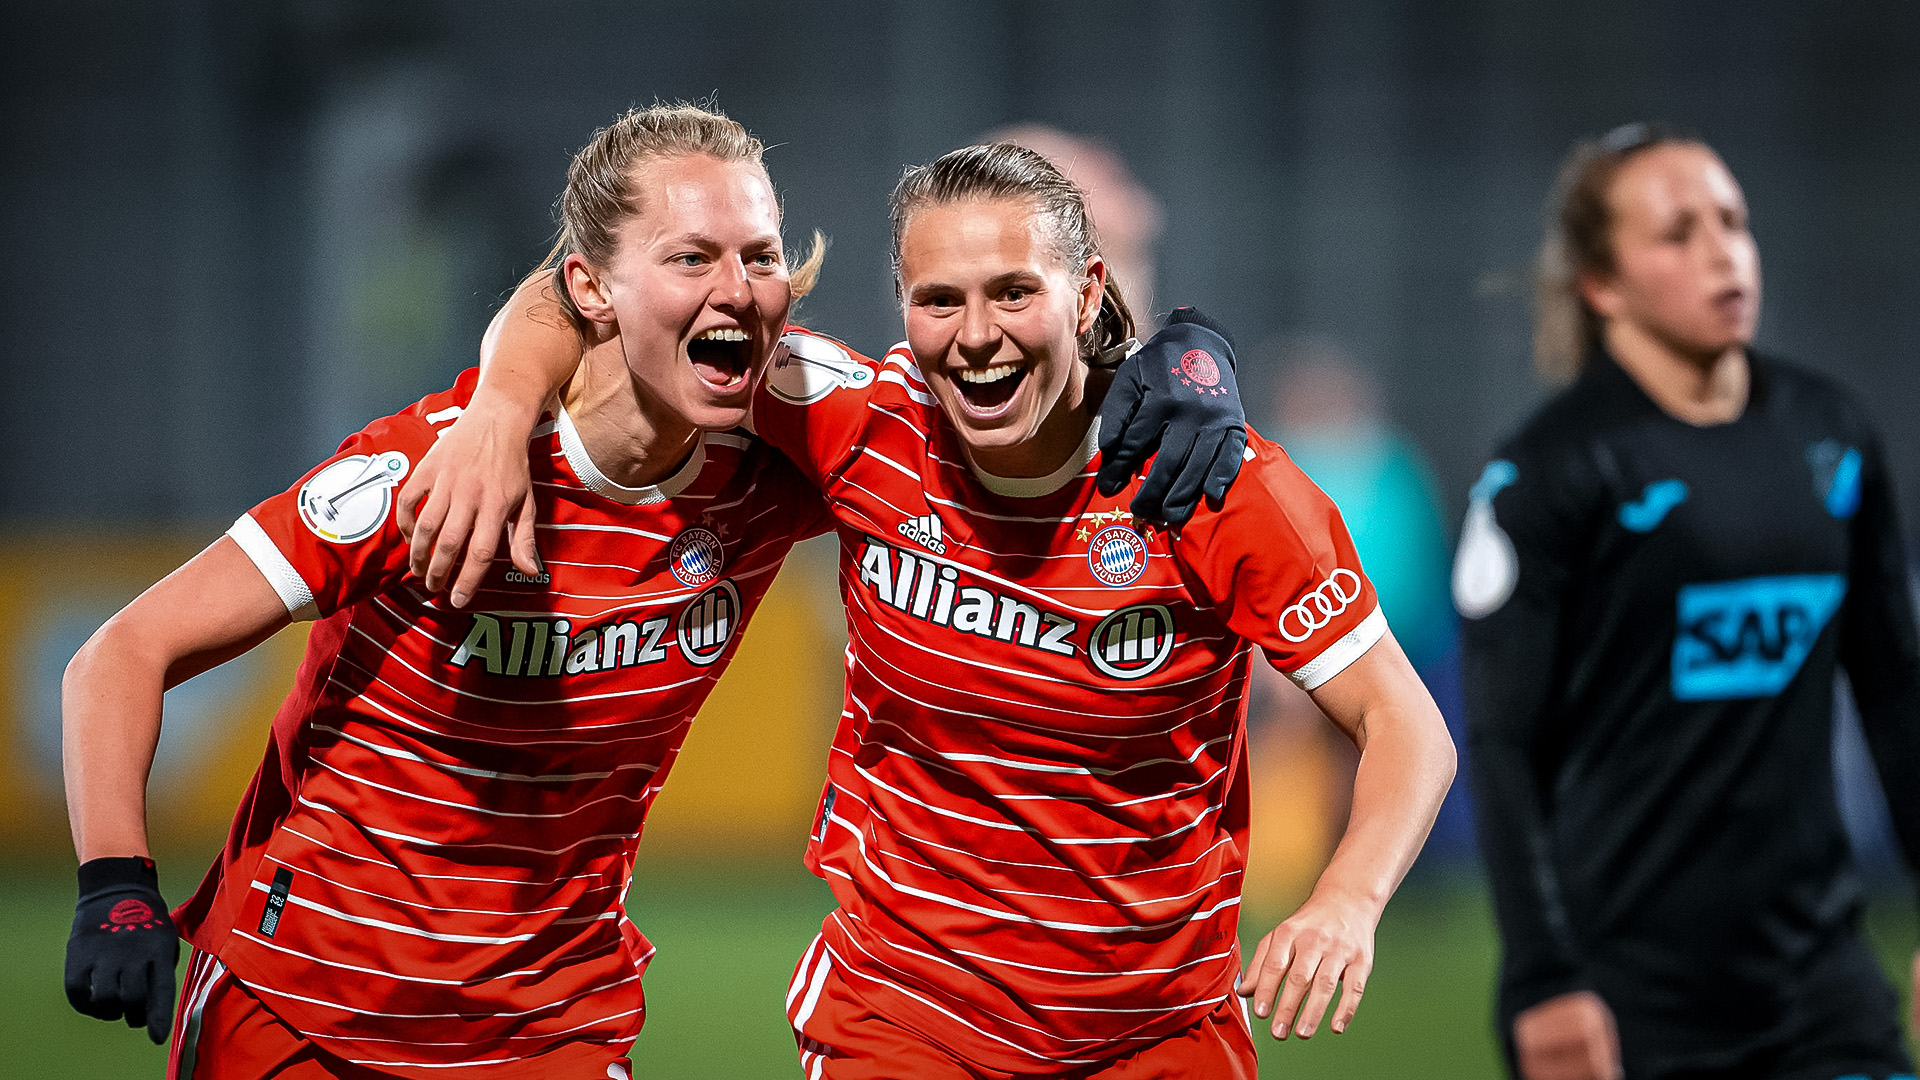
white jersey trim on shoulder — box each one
[228,514,319,620]
[967,416,1102,499]
[1287,606,1387,690]
[555,402,707,505]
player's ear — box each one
[1577,269,1624,323]
[564,254,618,325]
[1076,255,1107,338]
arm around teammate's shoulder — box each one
[400,272,582,606]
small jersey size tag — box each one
[258,868,294,938]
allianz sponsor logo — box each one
[1671,573,1846,701]
[449,579,740,677]
[854,537,1177,678]
[858,537,1074,656]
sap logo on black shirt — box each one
[1671,573,1847,700]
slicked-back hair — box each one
[890,142,1136,364]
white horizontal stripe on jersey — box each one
[455,554,782,619]
[317,1005,644,1048]
[846,758,1227,848]
[915,732,1236,779]
[823,941,1098,1063]
[865,833,1242,910]
[922,491,1079,526]
[875,745,1228,810]
[877,370,938,406]
[260,855,596,918]
[244,968,638,1021]
[864,739,1232,812]
[836,477,929,536]
[368,597,461,650]
[231,927,603,984]
[861,448,922,482]
[865,401,931,443]
[826,793,1241,880]
[849,643,1240,728]
[948,943,1235,979]
[276,823,617,890]
[1030,993,1233,1015]
[333,669,697,739]
[245,880,541,944]
[299,796,639,857]
[826,810,1240,934]
[307,754,652,820]
[989,762,1234,811]
[850,665,1229,748]
[881,352,927,384]
[346,622,710,705]
[536,521,677,543]
[310,723,661,784]
[846,903,1235,1007]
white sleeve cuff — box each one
[1286,606,1388,690]
[227,514,319,620]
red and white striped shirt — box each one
[173,368,827,1075]
[760,331,1385,1072]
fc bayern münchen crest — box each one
[1087,524,1148,587]
[668,526,725,587]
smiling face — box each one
[1582,143,1760,364]
[898,197,1105,476]
[569,153,791,432]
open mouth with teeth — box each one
[953,362,1028,412]
[687,327,753,388]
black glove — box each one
[65,856,179,1044]
[1096,306,1248,526]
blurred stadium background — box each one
[4,1,1918,1074]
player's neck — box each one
[561,339,701,488]
[1604,321,1749,427]
[967,364,1113,480]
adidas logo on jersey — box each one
[896,513,948,554]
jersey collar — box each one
[553,403,707,505]
[964,415,1102,499]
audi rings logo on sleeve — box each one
[677,579,740,666]
[1277,569,1364,642]
[1087,604,1177,680]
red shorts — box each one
[166,949,636,1080]
[786,936,1258,1079]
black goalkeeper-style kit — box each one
[1458,351,1920,1079]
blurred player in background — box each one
[414,141,1456,1077]
[1457,123,1920,1080]
[988,124,1165,323]
[61,103,837,1079]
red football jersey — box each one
[173,368,828,1075]
[756,331,1385,1071]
